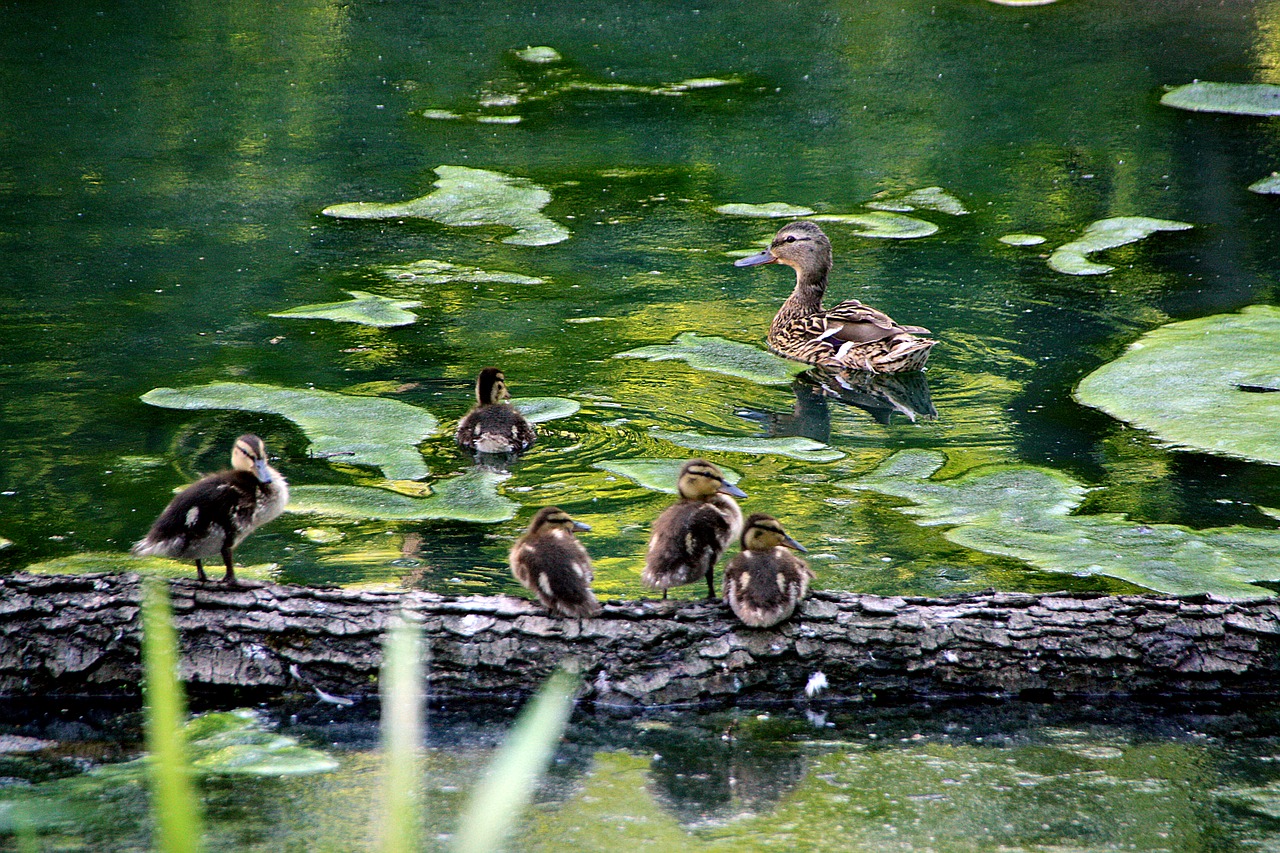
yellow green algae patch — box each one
[270,291,422,327]
[615,333,807,386]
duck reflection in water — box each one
[739,368,936,443]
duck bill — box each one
[783,535,808,553]
[253,458,273,484]
[718,481,748,498]
[733,250,776,267]
[572,520,592,532]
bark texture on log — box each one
[2,572,1280,707]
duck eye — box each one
[784,236,797,243]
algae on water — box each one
[1047,216,1193,275]
[322,166,570,247]
[1160,82,1280,116]
[840,450,1280,598]
[651,429,844,462]
[289,469,517,522]
[270,291,422,327]
[141,382,439,481]
[594,458,743,494]
[382,258,544,286]
[615,333,807,386]
[1075,305,1280,466]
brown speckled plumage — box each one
[723,513,814,628]
[509,506,600,618]
[642,460,746,600]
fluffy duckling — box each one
[723,513,814,628]
[456,367,537,455]
[509,506,601,618]
[642,459,746,600]
[132,434,289,583]
[734,220,937,373]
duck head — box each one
[675,459,748,501]
[733,220,833,279]
[476,367,512,405]
[741,513,807,552]
[231,434,274,484]
[526,506,591,536]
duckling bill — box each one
[132,434,288,583]
[642,459,746,600]
[509,506,601,618]
[723,513,814,628]
[456,367,536,455]
[735,220,936,374]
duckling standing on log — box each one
[132,434,289,583]
[456,367,536,455]
[509,506,601,618]
[643,459,746,600]
[723,513,814,628]
[734,220,937,373]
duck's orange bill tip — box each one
[733,250,776,267]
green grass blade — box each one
[452,668,578,853]
[379,615,425,853]
[141,577,204,853]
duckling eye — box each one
[784,236,797,243]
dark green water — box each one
[2,0,1280,847]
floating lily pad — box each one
[270,291,422,328]
[382,258,544,286]
[1047,216,1193,275]
[866,187,969,216]
[512,397,580,423]
[1000,233,1047,246]
[289,470,517,522]
[1075,306,1280,465]
[23,552,279,580]
[141,382,438,481]
[1160,82,1280,117]
[514,46,562,63]
[322,166,570,247]
[716,202,817,218]
[650,429,843,462]
[594,458,743,493]
[1249,173,1280,194]
[614,333,807,385]
[423,109,462,120]
[811,212,940,239]
[840,450,1280,598]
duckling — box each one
[734,220,937,374]
[509,506,601,618]
[642,459,746,600]
[456,367,536,455]
[723,513,814,628]
[132,434,289,583]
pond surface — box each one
[2,0,1280,847]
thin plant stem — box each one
[379,614,425,853]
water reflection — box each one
[738,369,935,442]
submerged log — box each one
[2,572,1280,707]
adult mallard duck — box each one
[509,506,601,618]
[456,367,536,454]
[734,220,936,373]
[723,513,814,628]
[132,434,289,583]
[642,459,746,600]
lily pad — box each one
[512,397,580,423]
[594,458,743,494]
[514,45,561,63]
[811,212,939,239]
[999,233,1047,246]
[289,470,517,522]
[1047,216,1193,275]
[270,291,422,328]
[24,552,279,580]
[1075,305,1280,465]
[716,202,817,218]
[382,258,545,286]
[1249,173,1280,194]
[614,333,807,385]
[1160,82,1280,117]
[141,382,439,481]
[840,450,1280,598]
[866,187,969,216]
[651,429,844,463]
[322,166,570,247]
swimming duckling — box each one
[456,367,537,455]
[734,220,937,373]
[642,459,746,600]
[132,434,289,583]
[509,506,601,618]
[723,513,814,628]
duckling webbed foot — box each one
[195,559,209,582]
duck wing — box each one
[801,299,931,344]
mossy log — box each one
[2,572,1280,707]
